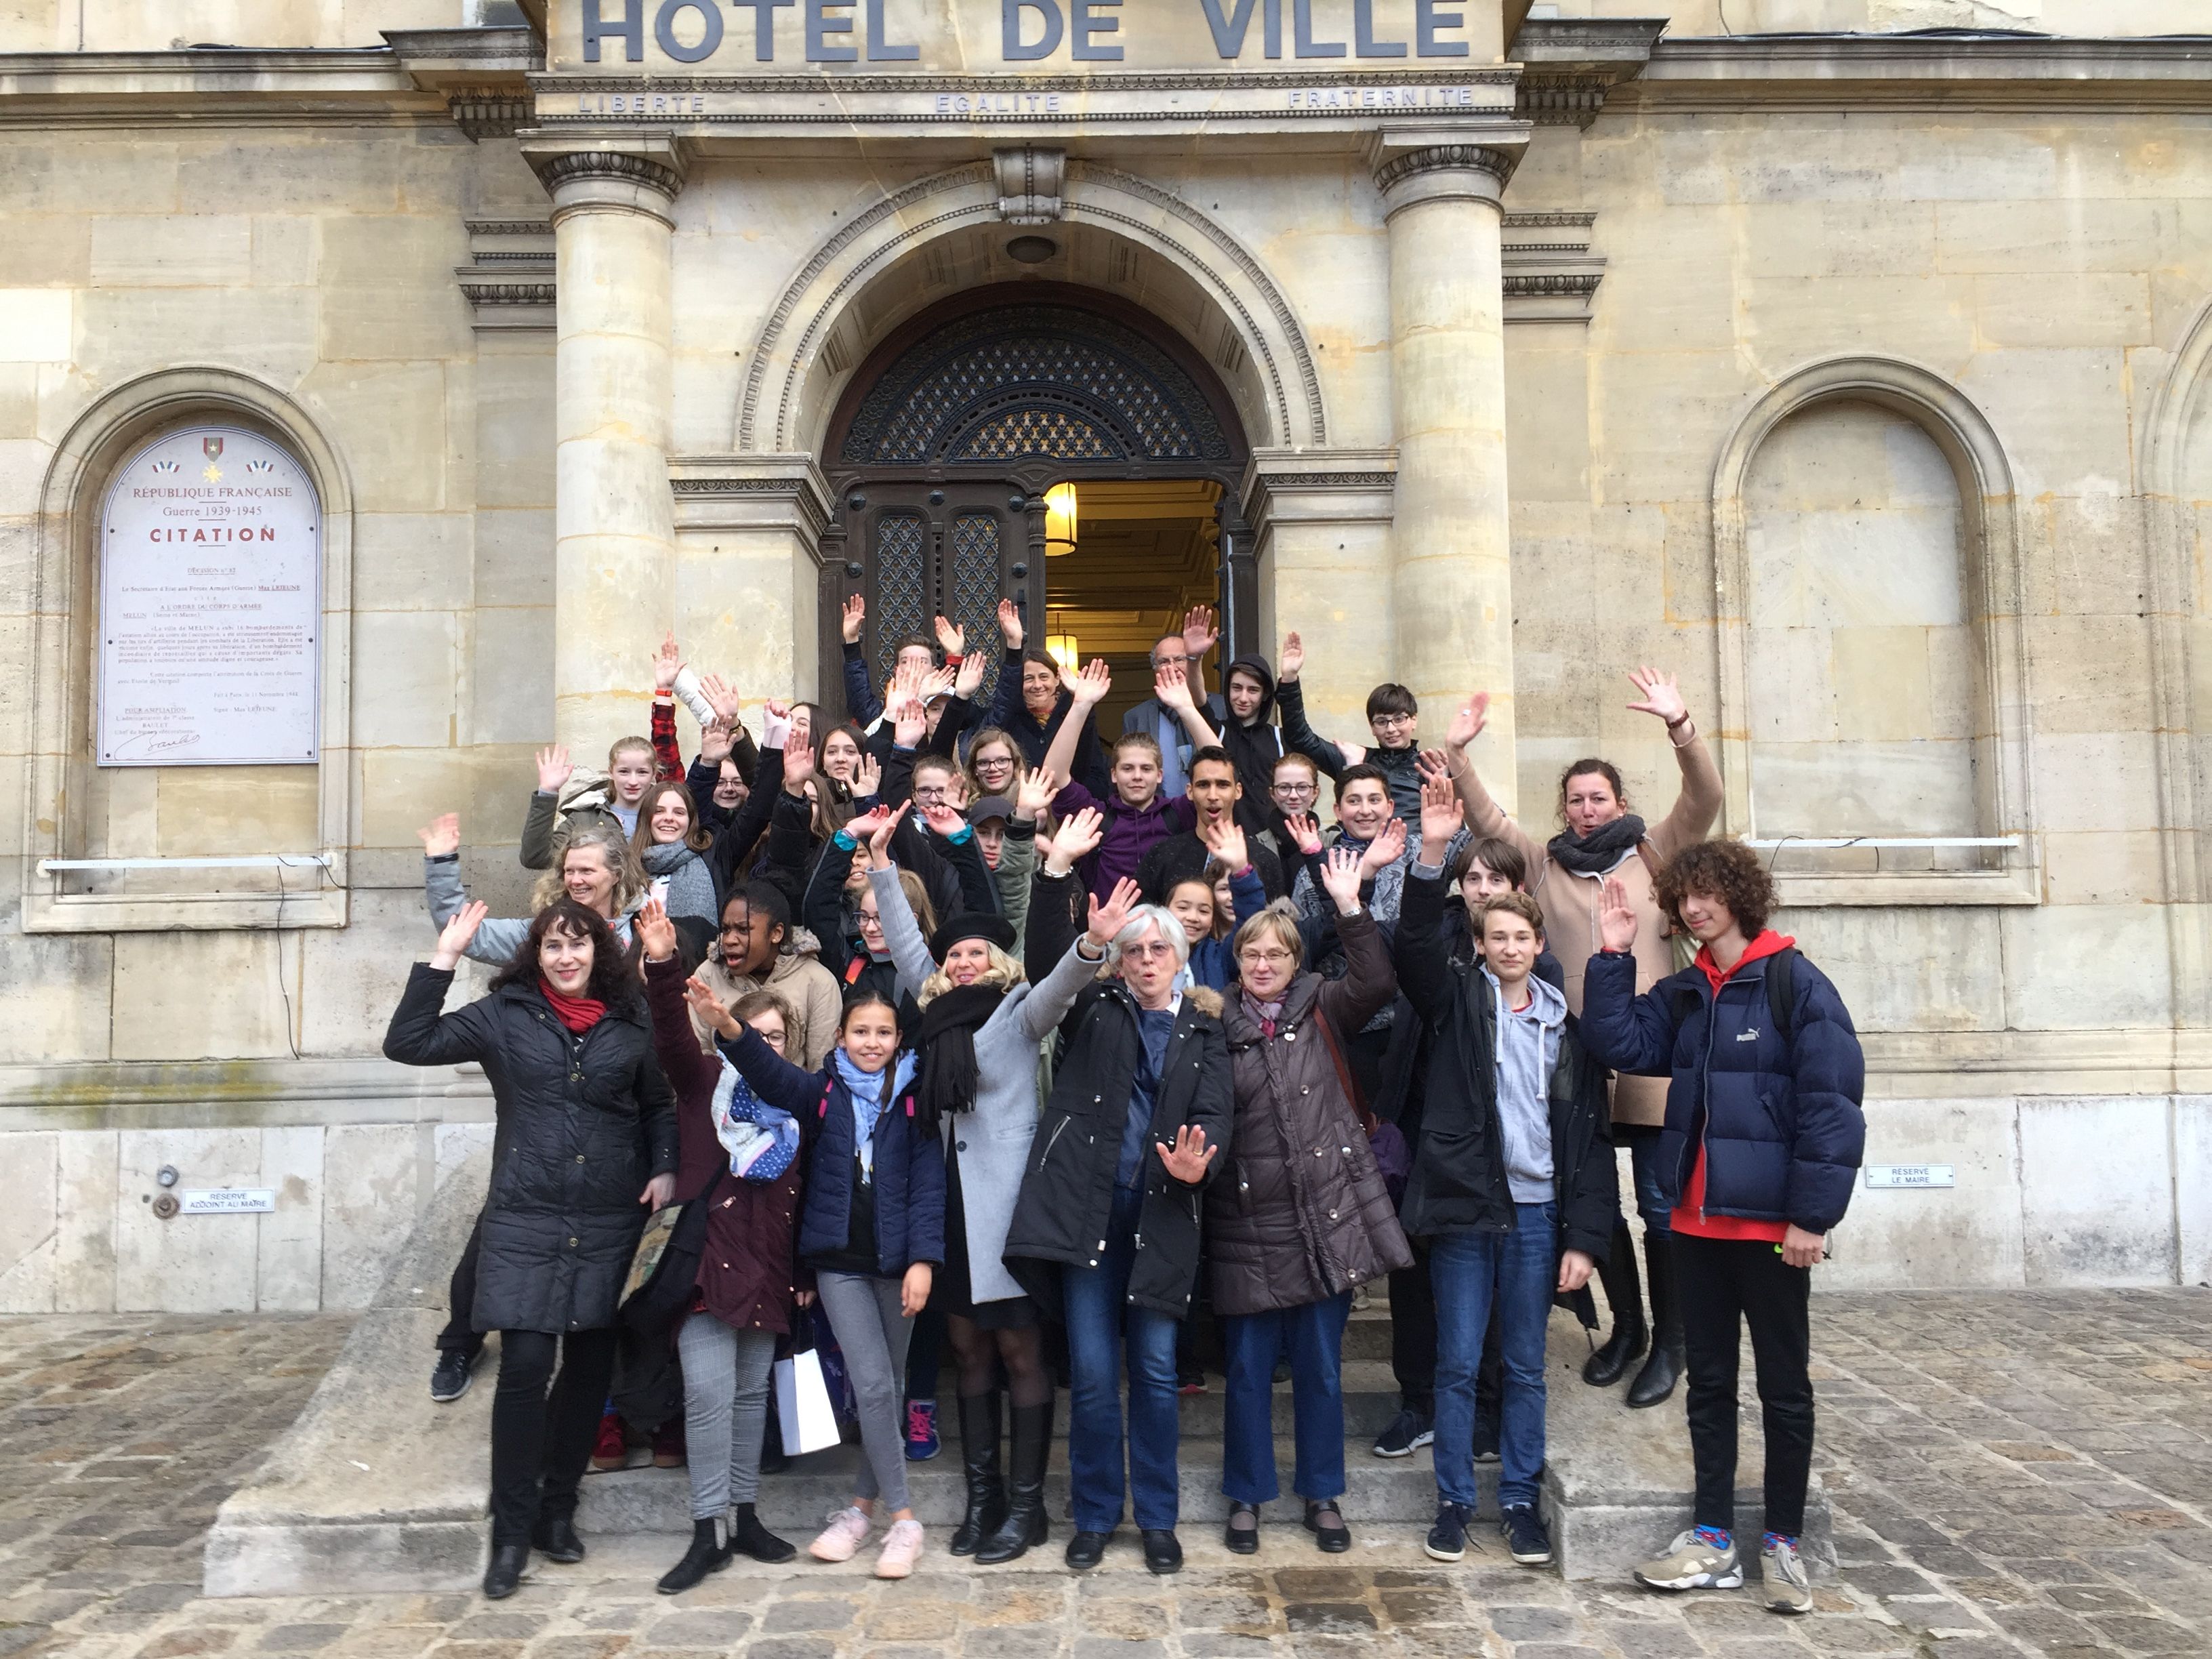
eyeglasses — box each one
[1272,781,1317,798]
[1370,712,1416,729]
[975,756,1015,774]
[1238,948,1296,966]
[1122,941,1178,960]
[913,784,947,801]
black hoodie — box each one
[1218,654,1286,839]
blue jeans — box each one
[1624,1126,1673,1233]
[1062,1185,1183,1532]
[1221,1293,1351,1505]
[1431,1203,1556,1511]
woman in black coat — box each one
[384,896,680,1601]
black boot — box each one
[530,1508,586,1563]
[975,1399,1053,1563]
[949,1391,1005,1556]
[657,1517,731,1595]
[731,1502,794,1563]
[482,1540,529,1599]
[1582,1222,1647,1387]
[1627,1229,1684,1410]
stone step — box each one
[911,1360,1406,1438]
[576,1435,1486,1534]
[204,1153,1828,1597]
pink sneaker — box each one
[874,1518,924,1580]
[808,1506,872,1563]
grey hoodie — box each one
[1484,963,1566,1205]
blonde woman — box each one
[865,804,1125,1565]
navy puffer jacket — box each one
[1579,944,1865,1235]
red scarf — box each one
[540,981,607,1033]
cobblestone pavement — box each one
[5,1291,2211,1658]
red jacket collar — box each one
[1694,928,1796,998]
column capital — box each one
[521,138,688,226]
[1368,130,1528,216]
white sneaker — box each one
[1761,1537,1813,1614]
[808,1505,873,1563]
[1633,1528,1744,1591]
[875,1517,925,1579]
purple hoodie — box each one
[1052,779,1198,903]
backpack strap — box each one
[1764,945,1797,1047]
[1311,1004,1378,1138]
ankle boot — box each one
[1627,1229,1685,1409]
[730,1501,794,1563]
[656,1517,730,1595]
[1582,1222,1648,1387]
[949,1390,1005,1556]
[975,1399,1052,1563]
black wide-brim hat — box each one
[930,912,1018,960]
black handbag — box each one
[619,1168,723,1336]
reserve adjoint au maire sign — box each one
[550,0,1503,76]
[98,428,321,769]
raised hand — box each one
[1086,876,1143,949]
[418,813,462,859]
[1200,815,1248,875]
[918,663,958,703]
[954,649,986,698]
[933,614,965,657]
[1068,657,1112,708]
[1284,812,1323,857]
[919,801,968,840]
[892,688,928,750]
[698,720,734,766]
[1155,1123,1219,1185]
[781,737,817,796]
[1278,631,1305,683]
[1318,844,1364,912]
[1361,817,1408,874]
[1153,659,1194,711]
[1626,665,1689,727]
[1416,747,1454,786]
[996,597,1024,650]
[866,800,911,869]
[429,898,488,970]
[1181,604,1218,659]
[636,895,678,963]
[683,976,743,1038]
[1046,804,1106,871]
[652,630,683,693]
[535,745,573,795]
[1446,693,1489,752]
[1597,876,1639,954]
[1014,764,1059,821]
[699,671,743,722]
[841,593,865,644]
[1419,773,1464,851]
[851,752,882,802]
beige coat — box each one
[687,928,845,1071]
[1454,723,1722,1126]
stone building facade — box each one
[1,0,2207,1311]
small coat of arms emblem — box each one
[203,436,224,460]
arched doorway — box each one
[821,284,1252,729]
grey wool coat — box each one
[869,863,1097,1305]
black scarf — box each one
[914,982,1007,1128]
[1547,813,1649,876]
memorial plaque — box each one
[98,427,321,766]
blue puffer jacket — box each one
[717,1025,947,1276]
[1579,943,1865,1235]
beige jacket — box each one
[1454,722,1722,1126]
[687,928,844,1071]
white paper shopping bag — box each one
[773,1346,842,1456]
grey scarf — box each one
[642,841,718,926]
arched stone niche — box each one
[25,367,354,932]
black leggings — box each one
[1675,1231,1814,1539]
[489,1327,621,1547]
[946,1314,1052,1409]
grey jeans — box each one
[675,1313,779,1519]
[815,1271,915,1515]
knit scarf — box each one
[1240,991,1287,1040]
[710,1059,800,1183]
[642,840,718,926]
[540,982,606,1033]
[832,1048,917,1183]
[1547,813,1648,877]
[914,983,1007,1128]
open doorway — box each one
[1040,478,1225,748]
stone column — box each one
[1374,139,1523,808]
[528,141,686,757]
